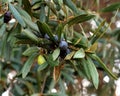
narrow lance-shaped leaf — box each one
[101,2,120,12]
[86,56,99,89]
[67,14,95,26]
[8,3,26,27]
[23,17,39,32]
[23,29,39,42]
[90,54,117,80]
[21,53,38,78]
[39,4,46,22]
[63,0,79,15]
[23,47,39,56]
[81,59,91,80]
[37,21,56,43]
[15,6,32,20]
[37,62,48,71]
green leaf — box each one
[39,4,46,22]
[73,32,89,48]
[14,84,25,95]
[101,2,120,12]
[61,71,74,83]
[36,21,56,43]
[52,48,60,61]
[90,54,117,80]
[67,14,95,26]
[46,1,57,15]
[21,53,38,78]
[8,3,26,27]
[23,47,39,56]
[15,6,32,20]
[73,48,85,59]
[46,54,59,67]
[63,0,79,15]
[0,24,6,38]
[80,59,91,79]
[23,17,39,32]
[56,23,64,41]
[37,62,48,71]
[86,56,99,89]
[23,29,39,42]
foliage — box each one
[0,0,120,96]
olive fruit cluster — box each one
[59,40,70,58]
[44,34,70,58]
[4,11,12,23]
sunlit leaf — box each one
[65,51,75,60]
[73,48,85,58]
[86,43,98,53]
[9,3,26,27]
[52,48,60,61]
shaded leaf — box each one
[101,2,120,12]
[63,0,79,15]
[21,53,38,78]
[81,59,91,79]
[23,17,39,32]
[15,6,32,20]
[22,29,39,42]
[39,4,46,22]
[22,0,32,16]
[23,47,39,56]
[14,84,25,95]
[90,54,117,79]
[86,56,99,89]
[46,54,59,67]
[36,21,56,43]
[37,62,48,71]
[67,14,95,26]
[61,71,74,83]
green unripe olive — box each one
[37,55,46,65]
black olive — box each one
[4,11,12,23]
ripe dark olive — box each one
[59,40,68,50]
[66,48,70,54]
[4,11,12,23]
[60,49,67,58]
[44,34,50,39]
[60,48,70,58]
